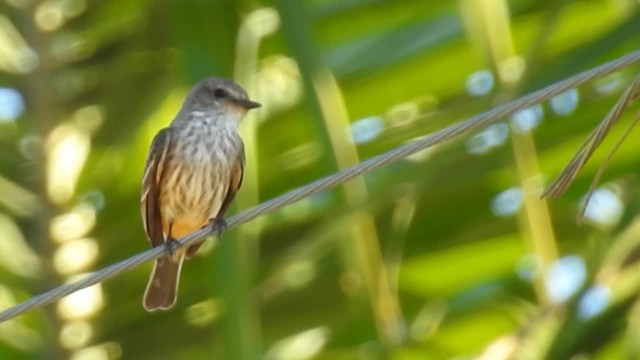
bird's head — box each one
[181,77,261,125]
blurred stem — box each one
[510,133,558,305]
[276,0,405,347]
[20,1,65,358]
[461,0,560,305]
[312,71,405,345]
[210,9,268,360]
[387,185,417,302]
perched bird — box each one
[140,77,260,311]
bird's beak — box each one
[233,98,261,110]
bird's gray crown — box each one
[185,77,250,109]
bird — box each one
[140,77,260,311]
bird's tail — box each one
[143,255,184,311]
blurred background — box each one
[1,0,640,359]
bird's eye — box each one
[213,88,227,98]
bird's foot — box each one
[208,217,227,237]
[164,237,184,262]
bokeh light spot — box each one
[466,122,509,155]
[350,116,384,144]
[0,87,24,122]
[46,123,91,204]
[582,187,623,228]
[510,104,544,133]
[0,16,40,73]
[186,299,222,327]
[549,88,579,115]
[53,238,99,275]
[256,55,302,117]
[50,203,97,243]
[74,105,104,134]
[387,101,421,127]
[35,1,64,31]
[18,135,42,160]
[491,187,523,217]
[545,255,586,304]
[265,327,329,360]
[578,285,610,320]
[57,278,103,320]
[59,320,93,349]
[466,69,495,96]
[593,73,623,95]
[79,191,106,212]
[69,344,121,360]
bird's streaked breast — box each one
[159,118,242,229]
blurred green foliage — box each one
[1,0,640,359]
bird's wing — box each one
[217,145,245,218]
[141,128,173,247]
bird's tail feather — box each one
[143,256,184,311]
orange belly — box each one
[162,216,209,239]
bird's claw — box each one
[164,237,183,261]
[209,217,227,237]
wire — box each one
[1,49,640,323]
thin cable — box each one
[1,49,640,323]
